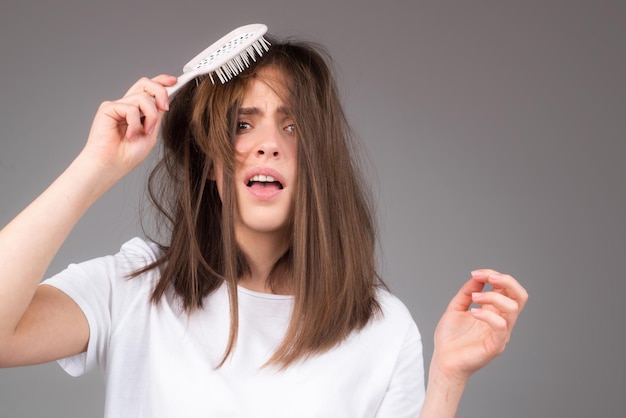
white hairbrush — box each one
[166,23,270,97]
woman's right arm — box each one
[0,75,175,367]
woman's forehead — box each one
[244,66,292,101]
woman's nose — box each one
[256,128,281,158]
[257,147,279,157]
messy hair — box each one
[139,37,385,367]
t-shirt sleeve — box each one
[375,305,426,417]
[41,238,159,377]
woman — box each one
[0,37,527,417]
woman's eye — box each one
[237,121,251,131]
[285,124,295,133]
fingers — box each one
[470,269,529,310]
[471,290,519,315]
[469,307,508,353]
[101,99,154,140]
[82,75,180,175]
[446,269,528,333]
[446,277,486,312]
[434,269,528,377]
[124,75,176,112]
[469,269,528,344]
[105,75,177,139]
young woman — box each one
[0,38,527,417]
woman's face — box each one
[214,68,297,247]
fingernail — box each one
[488,273,502,281]
[471,270,483,277]
[472,292,482,300]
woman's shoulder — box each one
[105,237,164,288]
[342,287,421,359]
[376,287,413,316]
[373,287,420,335]
[117,236,163,265]
[79,236,163,279]
[44,237,163,295]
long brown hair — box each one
[139,37,386,368]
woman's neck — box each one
[235,227,291,294]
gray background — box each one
[0,0,624,417]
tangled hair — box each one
[139,36,386,367]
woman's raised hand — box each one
[79,74,177,179]
[431,269,528,383]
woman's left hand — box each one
[430,269,528,383]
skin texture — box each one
[0,74,528,416]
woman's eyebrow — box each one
[238,107,261,116]
[238,106,293,116]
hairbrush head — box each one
[166,23,270,97]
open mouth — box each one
[246,174,284,190]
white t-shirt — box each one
[44,238,425,417]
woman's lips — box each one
[246,181,284,200]
[243,167,286,201]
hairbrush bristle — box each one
[166,24,271,97]
[211,36,271,84]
